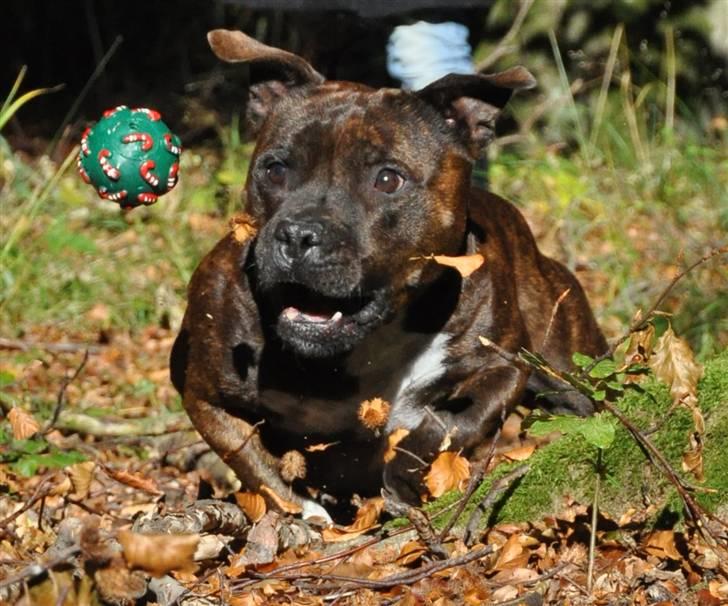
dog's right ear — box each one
[208,30,324,134]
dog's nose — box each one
[274,219,324,262]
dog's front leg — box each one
[383,360,528,503]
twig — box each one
[0,476,54,539]
[45,349,89,433]
[47,35,123,157]
[253,544,494,590]
[586,449,603,593]
[0,545,81,591]
[463,464,530,545]
[438,405,507,541]
[541,287,571,352]
[0,337,101,354]
[583,245,728,375]
[476,0,535,71]
[383,491,447,559]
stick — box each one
[463,464,530,545]
[45,349,89,433]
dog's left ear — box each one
[417,67,536,154]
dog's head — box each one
[209,30,534,358]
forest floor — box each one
[0,106,727,604]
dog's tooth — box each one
[283,307,301,320]
[331,311,343,322]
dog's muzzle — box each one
[255,217,391,358]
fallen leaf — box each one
[104,467,161,494]
[644,530,681,561]
[229,511,279,568]
[383,428,410,463]
[259,485,302,514]
[396,541,427,566]
[235,492,267,523]
[424,451,470,498]
[493,534,526,570]
[321,497,384,542]
[502,443,536,461]
[358,397,391,430]
[67,461,96,500]
[304,441,339,453]
[279,450,306,483]
[8,407,40,440]
[413,253,485,278]
[118,530,199,576]
[230,214,257,243]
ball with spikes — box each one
[78,106,181,209]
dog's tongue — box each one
[283,307,343,324]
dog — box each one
[170,30,607,518]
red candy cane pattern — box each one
[97,187,127,202]
[132,107,161,121]
[80,127,92,156]
[76,155,91,184]
[122,132,153,151]
[102,105,128,118]
[167,163,179,189]
[163,134,182,156]
[139,160,160,187]
[137,192,158,205]
[98,150,120,180]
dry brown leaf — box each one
[502,443,536,462]
[349,497,384,532]
[321,497,384,542]
[413,253,485,278]
[682,432,704,482]
[493,534,526,571]
[8,406,40,440]
[644,530,681,561]
[104,467,161,494]
[624,324,655,366]
[424,451,470,498]
[648,326,704,433]
[358,397,391,430]
[230,213,257,243]
[396,540,427,566]
[229,592,266,606]
[279,450,306,483]
[259,484,302,514]
[118,530,199,576]
[304,441,339,453]
[383,428,410,463]
[67,461,95,500]
[235,492,267,523]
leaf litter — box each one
[0,315,726,604]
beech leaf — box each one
[424,451,470,498]
[8,407,40,440]
[235,491,267,523]
[412,253,485,278]
[118,530,199,576]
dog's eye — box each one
[266,161,287,185]
[374,168,404,194]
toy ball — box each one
[77,106,182,209]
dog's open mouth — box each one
[268,283,389,357]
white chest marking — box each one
[388,333,450,430]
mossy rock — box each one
[430,349,728,527]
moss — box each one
[431,349,728,528]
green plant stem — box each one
[587,448,602,593]
[0,145,79,264]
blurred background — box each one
[0,0,726,377]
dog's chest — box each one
[257,329,450,438]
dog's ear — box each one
[416,67,536,155]
[208,29,325,134]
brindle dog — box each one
[171,30,607,519]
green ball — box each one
[78,106,181,209]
